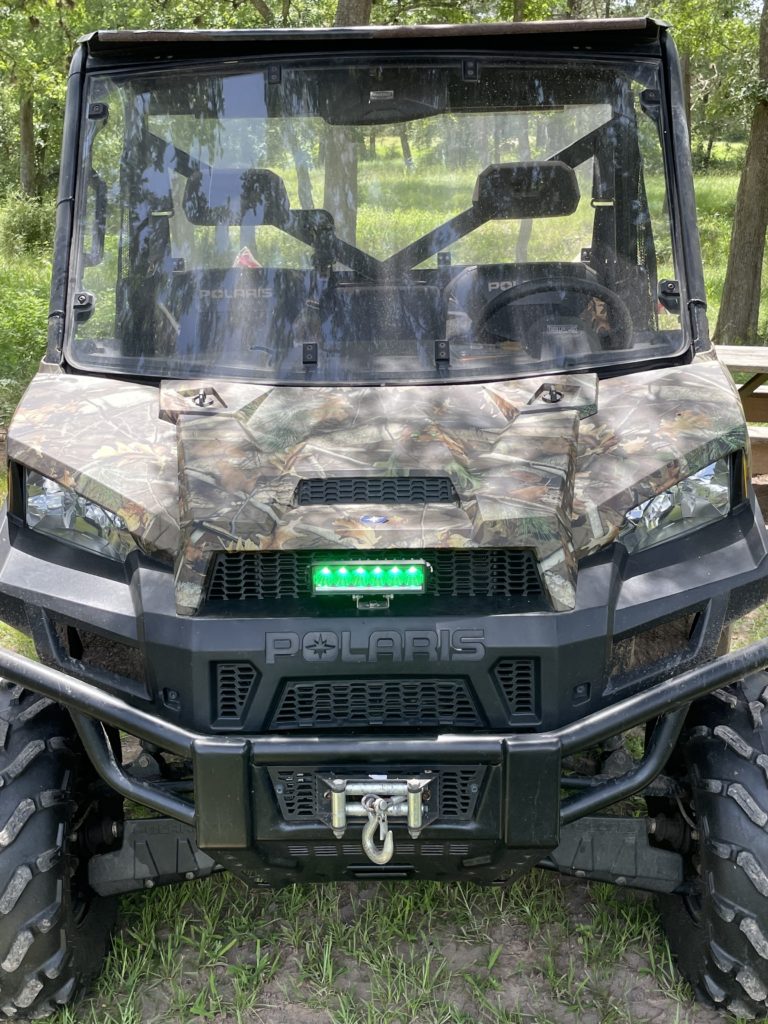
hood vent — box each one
[295,476,457,506]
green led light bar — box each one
[312,560,428,594]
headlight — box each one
[621,457,731,553]
[25,470,136,561]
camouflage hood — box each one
[7,357,747,615]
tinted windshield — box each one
[69,56,683,384]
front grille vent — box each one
[206,548,543,603]
[440,767,485,817]
[274,770,315,818]
[492,658,539,723]
[271,766,485,824]
[270,677,482,731]
[295,476,457,505]
[214,662,259,722]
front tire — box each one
[656,676,768,1019]
[0,684,117,1018]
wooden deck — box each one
[716,344,768,476]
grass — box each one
[45,872,729,1024]
[0,253,49,427]
[0,159,767,1023]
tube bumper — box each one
[0,639,767,884]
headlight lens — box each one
[622,457,731,553]
[25,470,136,561]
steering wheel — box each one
[476,276,634,352]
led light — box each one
[312,560,427,594]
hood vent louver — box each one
[295,476,457,506]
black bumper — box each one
[0,639,767,883]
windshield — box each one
[69,56,683,385]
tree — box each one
[647,1,759,161]
[335,0,372,21]
[321,0,373,243]
[715,0,768,343]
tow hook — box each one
[326,777,431,865]
[361,795,395,864]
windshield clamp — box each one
[435,339,450,365]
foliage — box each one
[0,253,49,425]
[0,0,762,198]
[647,0,761,164]
[0,192,55,253]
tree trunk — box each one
[323,129,361,243]
[680,53,692,137]
[251,0,275,24]
[516,115,532,262]
[399,130,414,170]
[322,0,373,245]
[287,129,314,209]
[715,0,768,344]
[19,92,36,197]
[334,0,372,25]
[703,132,715,168]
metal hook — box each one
[361,801,395,865]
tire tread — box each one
[657,676,768,1017]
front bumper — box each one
[0,639,767,884]
[2,498,768,881]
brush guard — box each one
[0,641,767,871]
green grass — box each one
[0,165,767,1023]
[0,253,49,427]
[45,872,728,1024]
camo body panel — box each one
[572,361,747,555]
[8,373,179,555]
[6,358,746,615]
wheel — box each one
[654,675,768,1019]
[475,275,635,351]
[0,684,118,1018]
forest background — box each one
[0,0,767,406]
[0,2,768,1022]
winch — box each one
[325,776,432,864]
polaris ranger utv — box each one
[0,16,768,1018]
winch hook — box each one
[361,796,395,865]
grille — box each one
[206,548,543,602]
[214,662,259,722]
[285,843,470,858]
[440,767,485,817]
[273,770,315,818]
[492,658,539,722]
[270,766,485,824]
[295,476,457,505]
[269,677,482,731]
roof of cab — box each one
[81,18,667,62]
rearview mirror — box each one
[473,160,580,220]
